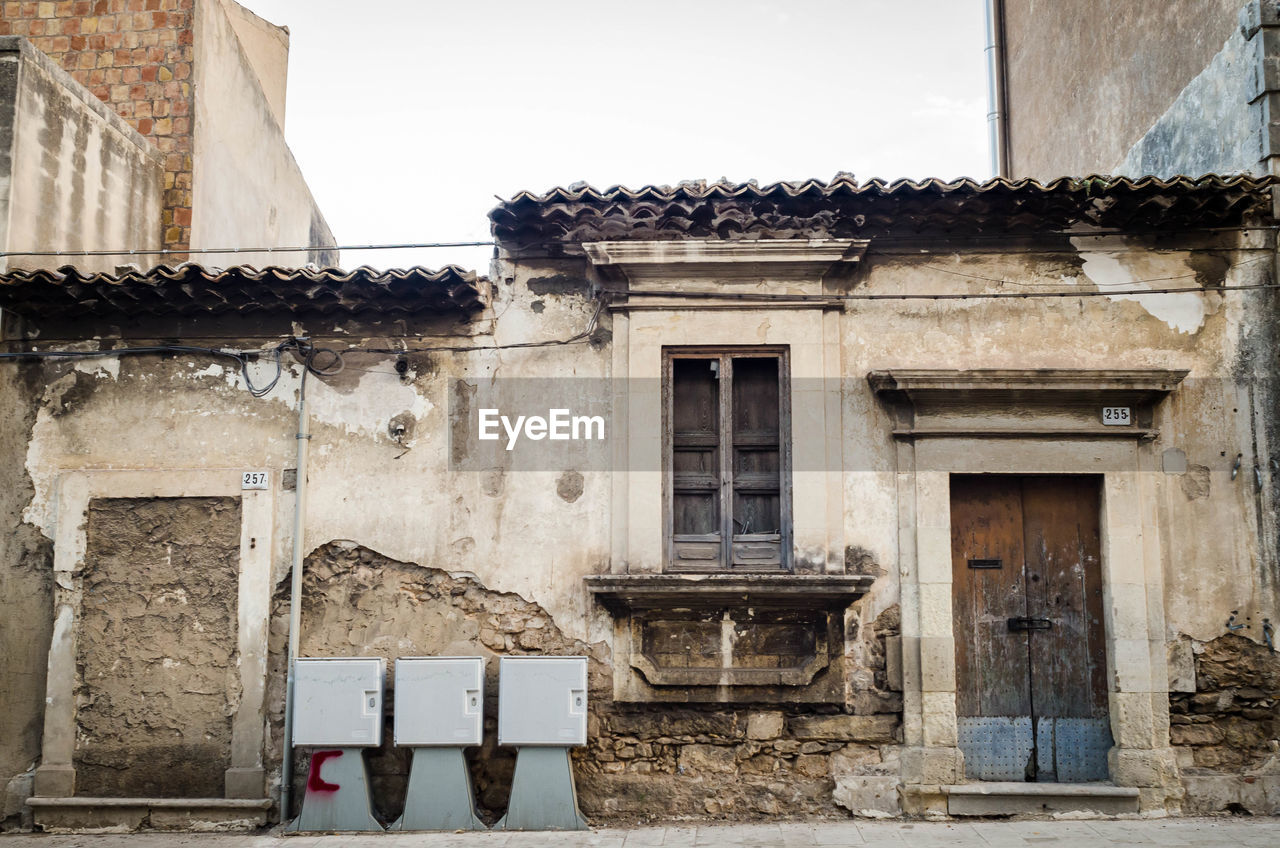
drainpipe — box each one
[984,0,1010,178]
[278,365,311,822]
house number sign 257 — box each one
[1101,407,1132,426]
[241,471,269,490]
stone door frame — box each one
[32,469,275,801]
[871,369,1187,815]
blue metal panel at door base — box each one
[960,716,1111,782]
[958,717,1033,781]
[1046,717,1112,782]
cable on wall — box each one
[0,300,604,389]
[0,225,1276,260]
[0,338,347,397]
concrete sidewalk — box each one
[2,819,1279,847]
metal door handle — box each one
[1008,617,1052,631]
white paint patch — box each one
[305,369,433,437]
[23,405,58,537]
[73,357,120,380]
[1072,238,1206,334]
[224,359,286,393]
[189,363,225,380]
[51,604,74,651]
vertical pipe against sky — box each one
[985,0,1010,178]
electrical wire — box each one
[354,299,604,354]
[0,224,1276,260]
[0,302,602,386]
[619,281,1280,303]
[0,344,275,392]
[0,338,348,397]
[922,254,1272,288]
[0,241,495,259]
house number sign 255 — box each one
[1101,407,1132,426]
[241,471,269,490]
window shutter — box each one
[671,358,722,569]
[667,349,789,572]
[730,356,783,570]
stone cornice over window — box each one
[582,238,869,286]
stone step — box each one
[27,796,272,832]
[942,782,1140,816]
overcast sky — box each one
[237,0,990,271]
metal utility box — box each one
[394,657,484,747]
[292,657,386,747]
[498,656,588,746]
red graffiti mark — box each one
[307,749,343,793]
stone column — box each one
[897,454,963,815]
[1101,471,1182,813]
[225,488,275,799]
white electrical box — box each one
[394,657,484,746]
[498,656,588,746]
[292,657,386,748]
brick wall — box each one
[0,0,195,254]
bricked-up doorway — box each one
[951,475,1111,782]
[75,496,241,797]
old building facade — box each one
[1,175,1277,829]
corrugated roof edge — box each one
[0,263,484,285]
[493,173,1278,208]
[0,263,487,320]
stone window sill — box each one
[584,573,875,615]
[585,573,875,702]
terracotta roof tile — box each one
[490,174,1277,248]
[0,264,485,320]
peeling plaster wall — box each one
[75,496,240,798]
[0,365,51,830]
[0,36,163,275]
[6,234,1279,820]
[844,245,1278,646]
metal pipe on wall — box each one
[278,365,311,822]
[984,0,1010,178]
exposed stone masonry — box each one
[269,543,902,824]
[1170,634,1280,773]
[582,709,899,819]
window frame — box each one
[662,346,793,573]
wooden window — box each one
[664,348,791,571]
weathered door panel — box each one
[952,476,1031,720]
[1021,477,1108,720]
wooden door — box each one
[951,475,1110,782]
